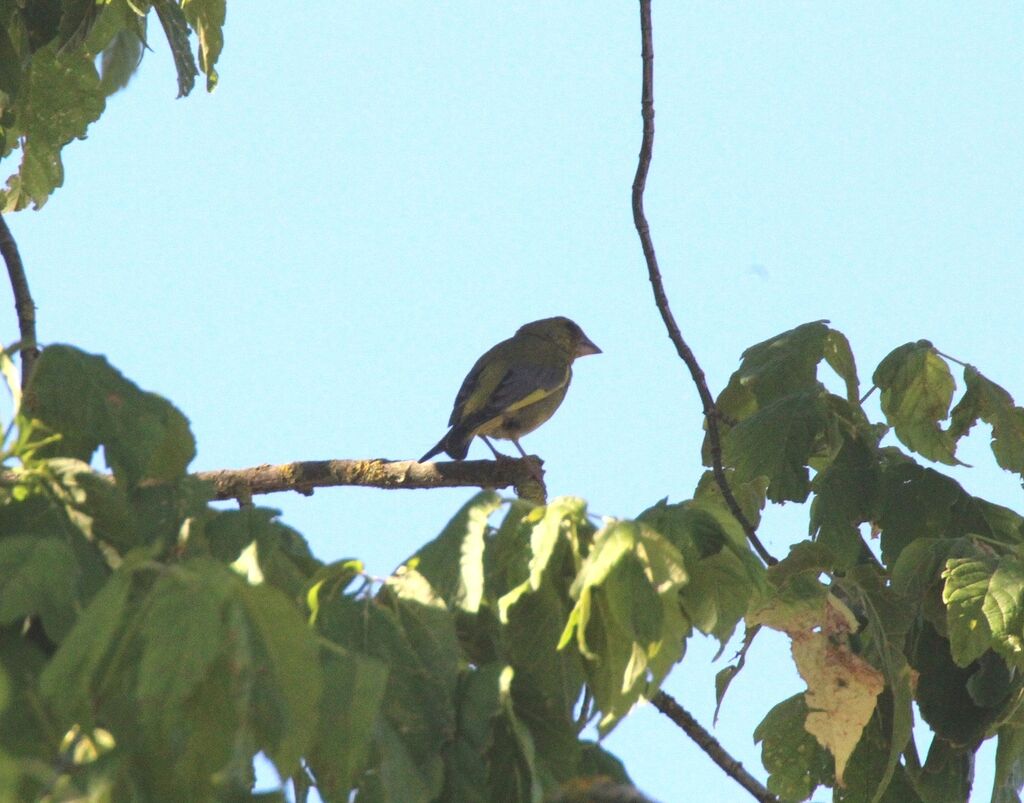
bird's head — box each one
[517,316,601,359]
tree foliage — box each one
[3,4,1024,802]
[0,0,223,211]
[2,324,1024,801]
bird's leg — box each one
[512,439,545,484]
[481,436,507,460]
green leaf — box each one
[911,619,1009,746]
[152,0,198,97]
[638,498,765,645]
[498,497,588,620]
[891,536,976,630]
[693,470,768,529]
[839,568,917,802]
[943,555,1024,669]
[708,322,856,472]
[25,345,196,486]
[39,563,136,727]
[809,431,880,569]
[726,320,832,406]
[0,44,105,210]
[754,693,833,802]
[181,0,225,91]
[371,717,437,803]
[722,389,833,502]
[485,665,544,803]
[0,630,56,788]
[0,27,21,118]
[44,457,138,552]
[237,580,323,774]
[316,593,454,799]
[99,26,144,95]
[306,645,388,799]
[824,328,861,403]
[943,556,999,667]
[873,341,960,464]
[559,522,690,735]
[305,559,363,625]
[56,0,101,53]
[836,695,922,803]
[200,506,321,598]
[577,741,633,786]
[43,556,322,791]
[405,490,501,614]
[442,663,503,800]
[875,461,965,566]
[0,534,80,642]
[385,570,461,700]
[993,724,1024,803]
[484,499,536,601]
[134,561,233,733]
[713,624,757,723]
[443,663,544,803]
[502,582,584,736]
[949,367,1024,475]
[917,737,975,803]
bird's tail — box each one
[418,428,473,462]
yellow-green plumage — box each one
[419,317,600,461]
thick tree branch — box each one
[0,215,39,387]
[652,691,778,803]
[631,0,775,565]
[196,457,547,504]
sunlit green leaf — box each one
[943,556,999,667]
[824,328,860,403]
[638,498,764,645]
[943,555,1024,669]
[559,522,690,735]
[0,44,104,211]
[405,490,500,614]
[949,367,1024,475]
[873,341,959,465]
[181,0,225,90]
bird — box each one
[418,316,601,462]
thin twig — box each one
[0,215,38,387]
[195,457,547,504]
[631,0,775,565]
[652,691,778,803]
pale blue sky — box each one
[9,4,1024,801]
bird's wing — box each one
[455,361,569,431]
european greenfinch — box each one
[419,316,601,462]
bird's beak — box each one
[575,335,602,357]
